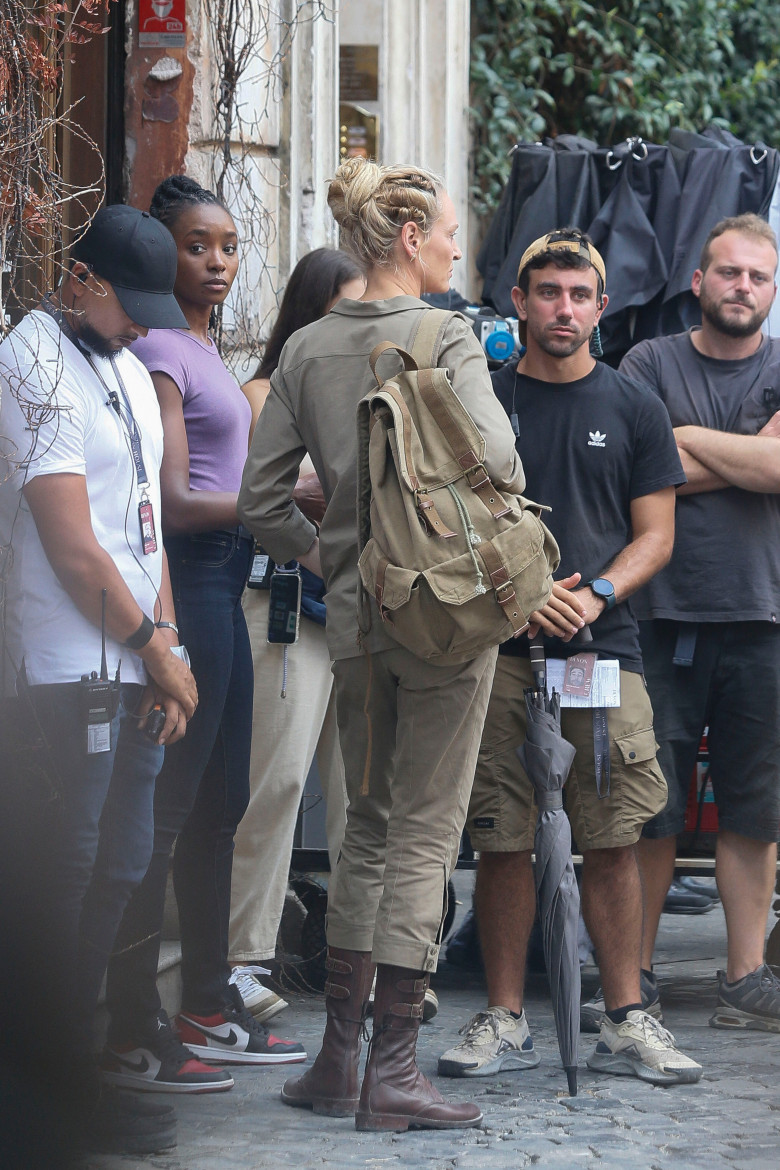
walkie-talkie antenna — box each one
[100,587,108,681]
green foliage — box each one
[470,0,780,216]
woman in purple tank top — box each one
[101,177,304,1095]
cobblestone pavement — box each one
[88,883,780,1170]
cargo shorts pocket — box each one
[614,727,658,766]
[613,726,667,831]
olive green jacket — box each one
[238,296,525,661]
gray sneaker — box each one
[438,1007,541,1078]
[587,1010,702,1085]
[710,964,780,1032]
[581,970,663,1033]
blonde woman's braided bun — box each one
[328,158,442,267]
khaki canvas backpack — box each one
[356,309,560,664]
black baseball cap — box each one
[71,205,188,329]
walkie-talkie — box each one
[267,563,302,645]
[79,588,121,754]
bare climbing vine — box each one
[0,0,114,330]
[200,0,333,356]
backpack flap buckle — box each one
[489,565,527,633]
[415,489,458,538]
[462,462,489,491]
[459,453,512,520]
[459,450,488,485]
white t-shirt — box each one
[0,310,165,692]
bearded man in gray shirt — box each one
[619,213,780,1034]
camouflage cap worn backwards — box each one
[515,229,606,344]
[517,229,607,288]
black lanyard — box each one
[39,295,150,494]
[105,356,150,491]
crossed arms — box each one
[675,410,780,495]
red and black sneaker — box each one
[101,1010,234,1093]
[176,984,307,1065]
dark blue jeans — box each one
[0,682,162,1059]
[106,530,253,1037]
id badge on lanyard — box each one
[38,299,159,556]
[108,356,158,555]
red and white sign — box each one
[138,0,186,49]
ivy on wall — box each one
[470,0,780,217]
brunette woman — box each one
[228,248,365,1021]
[100,176,304,1096]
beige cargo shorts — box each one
[467,654,668,852]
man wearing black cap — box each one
[439,229,702,1087]
[0,206,198,1159]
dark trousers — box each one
[106,530,253,1037]
[0,681,161,1053]
[0,680,162,1164]
[640,619,780,842]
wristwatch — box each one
[588,578,616,610]
[170,644,191,667]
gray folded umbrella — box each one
[518,686,580,1095]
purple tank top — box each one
[131,329,251,493]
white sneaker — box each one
[228,965,288,1024]
[581,970,664,1033]
[438,1007,541,1077]
[587,1009,702,1085]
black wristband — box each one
[125,613,155,650]
[155,620,179,636]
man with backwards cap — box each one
[439,228,702,1086]
[0,206,198,1159]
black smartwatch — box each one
[588,577,616,610]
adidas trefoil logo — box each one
[588,430,607,447]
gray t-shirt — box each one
[619,329,780,623]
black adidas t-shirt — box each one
[492,358,685,671]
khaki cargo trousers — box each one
[327,643,497,973]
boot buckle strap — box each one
[325,956,353,975]
[389,1001,424,1020]
[324,979,350,999]
[396,977,427,994]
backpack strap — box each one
[410,308,452,370]
[417,367,512,520]
[410,309,512,520]
[369,342,418,386]
[373,382,458,539]
[477,539,528,633]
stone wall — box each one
[122,0,472,369]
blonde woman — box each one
[238,159,526,1131]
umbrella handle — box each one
[529,633,546,691]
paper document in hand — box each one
[547,659,620,708]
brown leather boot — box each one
[355,964,483,1132]
[281,948,374,1116]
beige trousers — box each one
[327,644,498,972]
[228,589,347,963]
